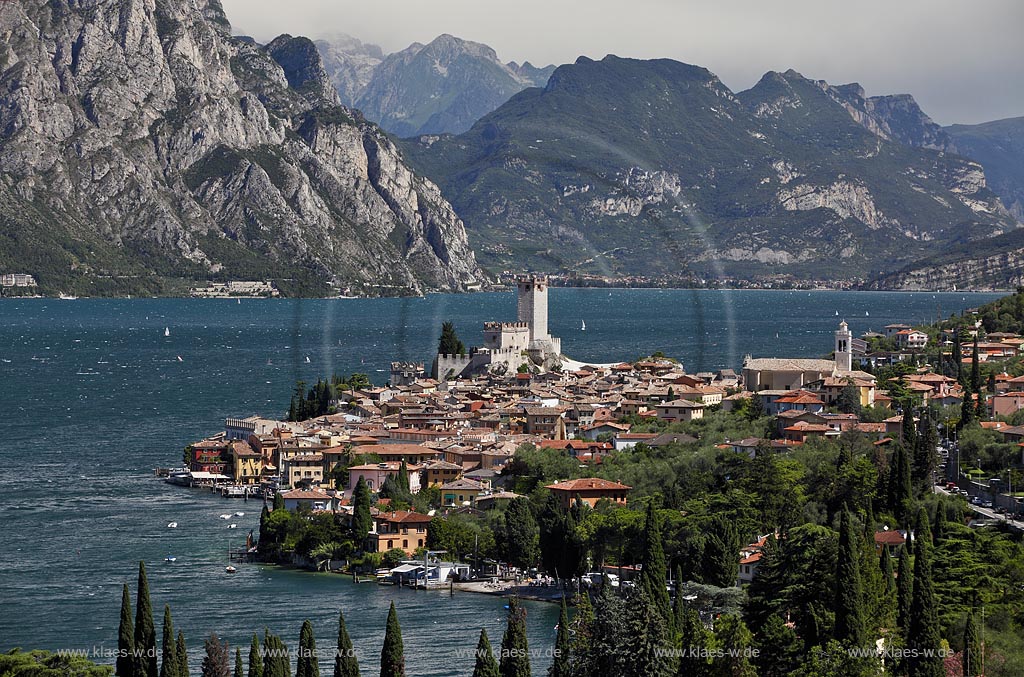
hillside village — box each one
[173,278,1024,591]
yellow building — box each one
[230,441,263,485]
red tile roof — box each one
[546,478,631,492]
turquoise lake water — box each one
[0,289,1003,674]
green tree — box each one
[234,650,242,677]
[262,633,289,677]
[135,562,158,677]
[176,633,189,677]
[472,629,499,677]
[902,409,917,452]
[752,614,800,677]
[959,384,976,430]
[247,635,262,677]
[896,545,913,635]
[962,610,982,677]
[888,444,913,526]
[296,621,318,677]
[201,635,230,677]
[834,508,866,648]
[380,602,405,677]
[549,598,571,677]
[117,584,135,677]
[333,611,360,677]
[499,598,531,677]
[708,615,756,677]
[678,607,711,677]
[502,498,539,569]
[913,415,938,493]
[906,509,942,677]
[700,517,738,587]
[160,606,178,677]
[837,382,862,416]
[438,321,466,356]
[351,478,372,545]
[640,501,672,629]
[971,336,981,393]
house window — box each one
[402,540,408,549]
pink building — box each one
[347,461,422,494]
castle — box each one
[434,275,563,380]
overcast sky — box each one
[221,0,1023,126]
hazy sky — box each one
[221,0,1023,126]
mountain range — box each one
[401,56,1019,285]
[315,33,555,137]
[0,0,482,297]
[2,0,1023,295]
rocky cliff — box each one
[0,0,482,296]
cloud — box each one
[221,0,1024,125]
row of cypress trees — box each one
[116,565,403,677]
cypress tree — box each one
[889,444,913,526]
[960,384,976,430]
[160,606,178,677]
[907,508,942,677]
[671,565,686,639]
[234,650,243,677]
[333,611,360,677]
[880,545,895,596]
[248,635,262,677]
[549,598,571,677]
[640,501,672,629]
[273,491,285,512]
[380,601,405,677]
[835,508,866,648]
[472,629,499,677]
[902,408,917,451]
[296,620,318,677]
[117,584,135,677]
[913,415,938,492]
[963,611,982,677]
[953,331,963,384]
[135,562,158,677]
[351,478,372,545]
[971,336,981,393]
[678,607,709,677]
[201,635,230,677]
[498,597,531,677]
[176,633,189,677]
[897,546,913,635]
[570,590,595,676]
[262,633,289,677]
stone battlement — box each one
[484,321,529,330]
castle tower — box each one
[517,275,549,343]
[835,320,852,372]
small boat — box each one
[305,356,310,363]
[164,327,170,337]
[228,524,237,529]
[865,311,869,316]
[165,556,177,563]
[225,566,237,574]
[176,356,183,362]
[220,514,232,520]
[237,299,241,304]
[834,310,839,316]
[234,512,244,517]
[167,522,178,528]
[581,320,586,331]
[58,293,77,300]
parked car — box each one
[983,501,994,508]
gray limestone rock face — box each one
[0,0,483,295]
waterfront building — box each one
[370,510,432,556]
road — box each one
[934,486,1024,532]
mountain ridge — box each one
[400,54,1014,284]
[0,0,483,296]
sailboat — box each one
[581,320,586,331]
[304,356,310,363]
[164,327,170,337]
[225,542,238,574]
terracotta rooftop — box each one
[546,478,631,492]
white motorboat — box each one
[167,522,178,529]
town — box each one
[169,276,1023,603]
